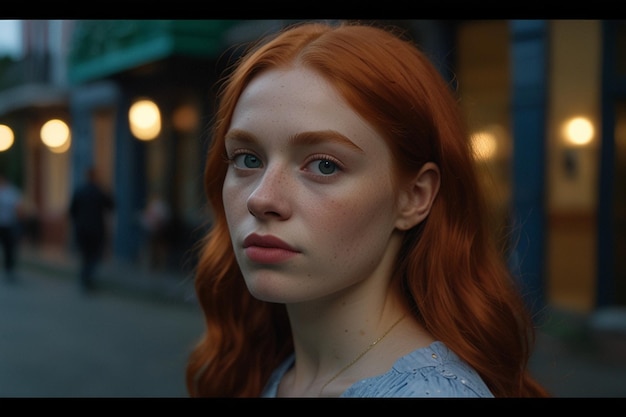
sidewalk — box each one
[530,304,626,397]
[16,242,626,352]
[14,243,626,396]
[16,244,198,307]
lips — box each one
[242,233,299,264]
[243,233,297,250]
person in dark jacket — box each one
[69,167,115,292]
[0,172,24,283]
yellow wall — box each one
[546,20,602,313]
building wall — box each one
[546,20,602,313]
[3,19,624,313]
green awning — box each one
[68,20,239,85]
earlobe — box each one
[395,162,440,231]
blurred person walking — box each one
[69,167,115,293]
[139,192,170,270]
[0,172,24,283]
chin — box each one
[243,275,318,304]
[243,274,292,303]
[247,288,299,304]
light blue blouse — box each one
[261,341,494,397]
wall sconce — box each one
[0,124,14,152]
[41,119,71,153]
[129,99,161,141]
[470,124,507,162]
[172,104,199,133]
[471,130,497,161]
[561,116,594,179]
[563,116,594,146]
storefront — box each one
[66,20,242,269]
[456,19,626,314]
[2,19,623,313]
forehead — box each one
[229,66,385,154]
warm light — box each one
[172,104,199,133]
[41,119,70,149]
[563,117,594,146]
[129,99,161,141]
[0,124,14,152]
[470,130,498,161]
[48,135,71,154]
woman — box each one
[186,21,548,397]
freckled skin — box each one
[223,66,405,305]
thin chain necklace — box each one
[318,314,406,396]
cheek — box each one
[310,181,398,253]
[222,176,247,224]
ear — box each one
[395,162,440,231]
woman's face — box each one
[223,65,405,304]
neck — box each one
[318,313,406,396]
[278,306,432,397]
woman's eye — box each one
[232,153,262,169]
[308,159,339,175]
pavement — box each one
[1,255,203,398]
[530,306,626,397]
[9,243,626,397]
[15,244,199,308]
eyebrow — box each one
[289,130,364,153]
[224,129,364,153]
[224,129,256,144]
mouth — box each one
[242,233,300,264]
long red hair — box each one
[186,21,548,397]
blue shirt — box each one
[261,341,494,397]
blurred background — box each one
[0,19,625,397]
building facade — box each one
[0,19,623,315]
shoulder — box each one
[342,341,494,398]
[261,354,295,397]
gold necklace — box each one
[318,314,406,396]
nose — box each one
[246,166,292,220]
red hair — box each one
[186,21,548,397]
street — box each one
[2,262,626,398]
[0,268,204,397]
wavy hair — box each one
[186,21,548,397]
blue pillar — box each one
[70,81,146,263]
[510,20,549,316]
[113,90,146,262]
[596,21,620,308]
[69,81,121,191]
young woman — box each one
[186,21,548,397]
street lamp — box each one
[0,124,14,152]
[129,99,161,141]
[41,119,71,153]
